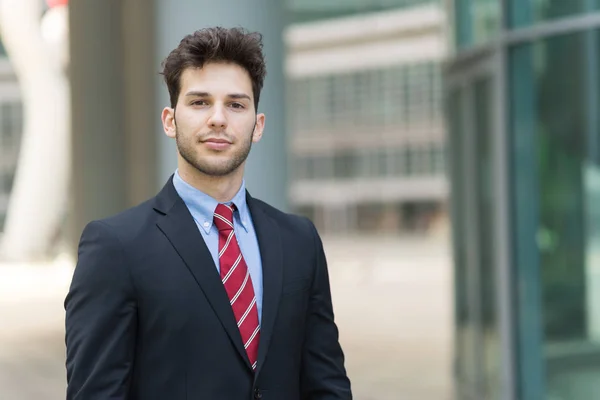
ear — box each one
[161,107,176,138]
[252,113,265,143]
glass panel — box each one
[447,87,479,393]
[509,30,600,400]
[509,43,543,399]
[333,152,359,179]
[455,0,472,47]
[509,0,598,28]
[454,0,501,49]
[473,77,501,400]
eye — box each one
[191,100,208,106]
[230,102,245,109]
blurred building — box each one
[0,50,22,234]
[446,0,600,399]
[286,0,449,235]
[0,1,452,239]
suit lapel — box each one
[247,194,283,377]
[154,179,252,370]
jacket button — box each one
[254,388,263,399]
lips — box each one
[202,138,232,150]
[203,138,231,144]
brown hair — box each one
[160,27,267,110]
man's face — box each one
[162,62,265,177]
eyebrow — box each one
[185,91,251,101]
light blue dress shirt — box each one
[173,170,263,323]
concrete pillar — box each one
[69,1,157,245]
[154,0,289,211]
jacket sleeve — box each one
[300,219,353,399]
[65,220,137,400]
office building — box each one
[287,0,449,234]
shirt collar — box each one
[172,169,250,234]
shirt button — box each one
[203,222,210,228]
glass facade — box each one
[474,76,502,400]
[448,69,502,400]
[288,0,439,22]
[448,0,600,399]
[454,0,501,48]
[510,30,600,399]
[510,0,600,28]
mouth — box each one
[201,138,232,151]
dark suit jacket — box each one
[64,177,352,400]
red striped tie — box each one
[213,203,260,370]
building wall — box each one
[289,0,440,22]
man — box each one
[64,27,352,399]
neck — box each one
[178,162,244,203]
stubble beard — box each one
[176,126,254,177]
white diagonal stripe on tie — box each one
[214,213,234,228]
[244,325,261,349]
[219,230,235,258]
[230,269,250,305]
[222,253,243,285]
[237,296,257,327]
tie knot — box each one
[214,203,235,232]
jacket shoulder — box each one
[250,198,317,239]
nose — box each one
[207,104,227,130]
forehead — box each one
[179,63,253,97]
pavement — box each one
[0,235,454,400]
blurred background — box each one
[0,0,599,399]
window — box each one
[510,30,600,399]
[333,152,359,179]
[288,61,444,135]
[391,147,407,176]
[373,148,390,177]
[454,0,501,48]
[509,0,598,28]
[474,77,501,400]
[447,87,478,393]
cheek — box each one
[176,112,206,133]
